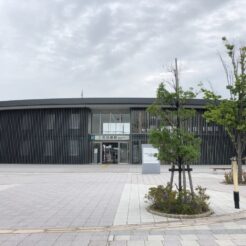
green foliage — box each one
[202,37,246,181]
[149,128,200,163]
[202,98,241,133]
[147,82,201,164]
[146,184,210,215]
[202,38,246,132]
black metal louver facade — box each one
[0,98,238,165]
[130,108,235,164]
[0,108,91,164]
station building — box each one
[0,98,234,165]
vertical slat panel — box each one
[129,108,235,165]
[0,106,239,165]
[0,108,90,164]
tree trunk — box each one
[170,163,175,189]
[187,164,194,195]
[237,152,243,183]
[178,161,182,192]
[182,164,186,193]
[236,136,243,183]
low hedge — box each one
[224,171,246,184]
[146,184,210,215]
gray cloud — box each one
[0,0,246,100]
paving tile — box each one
[147,235,164,241]
[130,235,148,241]
[230,234,246,240]
[108,241,127,246]
[215,240,235,246]
[180,240,199,246]
[74,234,92,241]
[197,240,218,246]
[145,241,163,246]
[91,232,109,241]
[164,240,182,246]
[35,240,56,246]
[0,241,20,246]
[181,235,198,241]
[1,234,28,242]
[148,231,165,235]
[56,233,77,241]
[214,234,234,240]
[232,240,246,246]
[88,240,108,246]
[107,235,114,242]
[114,235,130,241]
[0,172,126,230]
[71,241,90,246]
[127,241,145,246]
[196,234,215,240]
[18,241,40,246]
[163,235,181,240]
[53,241,73,246]
[1,165,246,246]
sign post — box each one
[142,144,160,174]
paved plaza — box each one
[0,164,246,245]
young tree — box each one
[202,37,246,182]
[148,59,201,193]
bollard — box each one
[231,157,240,209]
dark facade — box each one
[130,108,234,164]
[0,98,234,164]
[0,108,90,164]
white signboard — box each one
[142,144,159,164]
[103,123,130,134]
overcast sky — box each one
[0,0,246,101]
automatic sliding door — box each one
[92,143,101,163]
[102,143,118,164]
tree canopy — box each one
[202,37,246,182]
[148,83,200,165]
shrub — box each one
[146,183,210,215]
[224,171,246,184]
[224,172,233,184]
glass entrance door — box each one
[119,142,128,163]
[92,143,101,164]
[102,142,118,164]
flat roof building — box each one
[0,98,234,164]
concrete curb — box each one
[146,206,214,219]
[0,210,246,235]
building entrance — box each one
[102,143,118,164]
[119,142,128,163]
[93,141,129,164]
